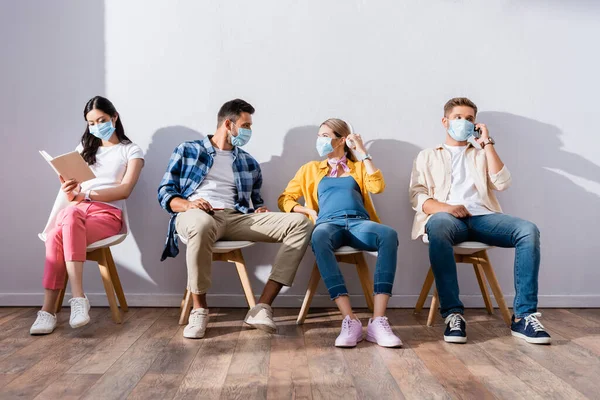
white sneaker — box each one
[69,295,91,328]
[335,315,363,347]
[366,316,403,348]
[244,303,277,333]
[30,311,57,335]
[183,308,209,339]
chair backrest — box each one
[38,189,129,250]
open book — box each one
[39,150,96,182]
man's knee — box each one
[515,220,540,245]
[288,213,313,234]
[179,210,217,241]
[426,213,459,242]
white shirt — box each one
[188,148,236,209]
[77,142,144,210]
[443,144,494,216]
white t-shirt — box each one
[188,148,236,209]
[77,142,144,210]
[444,145,494,216]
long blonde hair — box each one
[320,118,355,161]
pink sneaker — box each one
[335,315,363,347]
[366,316,403,348]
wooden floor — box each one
[0,307,599,400]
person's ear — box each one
[442,116,449,129]
[113,113,119,125]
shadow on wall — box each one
[478,112,600,294]
[240,126,319,301]
[364,138,426,295]
[127,126,204,294]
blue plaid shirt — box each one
[158,136,264,260]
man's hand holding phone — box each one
[473,123,489,146]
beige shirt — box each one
[409,143,512,240]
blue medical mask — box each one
[447,119,475,142]
[230,126,252,147]
[316,136,334,157]
[89,120,116,140]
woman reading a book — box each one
[30,96,144,335]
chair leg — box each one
[473,263,493,315]
[427,287,439,327]
[55,274,69,313]
[479,252,512,327]
[179,289,192,325]
[297,263,321,325]
[354,253,375,312]
[94,248,122,324]
[105,249,128,312]
[415,267,435,314]
[229,250,256,308]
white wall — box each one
[2,0,600,308]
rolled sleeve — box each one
[158,191,181,213]
[415,193,433,213]
[365,169,385,194]
[157,145,185,213]
[489,165,512,191]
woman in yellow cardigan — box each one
[278,119,401,348]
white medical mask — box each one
[447,119,475,142]
[89,120,115,140]
[316,136,334,157]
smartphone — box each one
[473,126,481,139]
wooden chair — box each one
[177,237,256,325]
[414,235,512,327]
[296,247,376,325]
[39,191,130,323]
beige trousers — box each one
[176,209,313,294]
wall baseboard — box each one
[1,293,599,308]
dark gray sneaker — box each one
[444,313,467,344]
[511,313,551,344]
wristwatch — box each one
[357,153,373,161]
[84,190,92,201]
[481,137,495,148]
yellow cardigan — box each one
[278,159,385,223]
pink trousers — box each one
[43,202,122,290]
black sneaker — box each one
[511,313,552,344]
[444,313,467,343]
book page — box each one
[39,150,95,182]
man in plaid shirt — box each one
[158,99,312,339]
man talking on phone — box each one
[409,97,551,345]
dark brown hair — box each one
[217,99,255,127]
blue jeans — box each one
[311,217,399,300]
[426,212,540,318]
